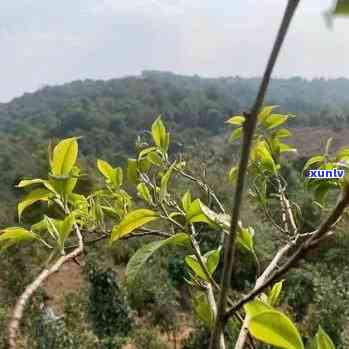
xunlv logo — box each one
[305,168,345,179]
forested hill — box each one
[1,71,349,223]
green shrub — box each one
[127,259,180,335]
[303,267,349,348]
[283,269,314,321]
[88,265,133,339]
[132,328,168,349]
[63,292,100,349]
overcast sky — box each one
[0,0,348,102]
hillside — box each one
[1,71,349,224]
[2,72,349,348]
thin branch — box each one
[176,168,226,214]
[7,222,84,349]
[207,281,226,349]
[279,189,290,233]
[65,228,171,250]
[253,183,286,234]
[189,224,225,349]
[190,225,220,290]
[277,177,298,236]
[67,232,108,248]
[234,243,292,349]
[225,185,349,321]
[209,1,301,348]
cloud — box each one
[0,0,348,102]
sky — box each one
[0,0,348,102]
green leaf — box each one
[253,142,277,174]
[97,159,122,187]
[303,156,325,172]
[313,182,336,204]
[43,214,76,252]
[159,163,175,202]
[126,233,190,282]
[279,143,297,154]
[138,146,158,160]
[273,128,291,139]
[97,159,114,181]
[137,183,153,204]
[17,179,56,193]
[111,209,159,241]
[268,280,284,306]
[147,151,163,166]
[264,114,289,130]
[313,326,335,349]
[17,179,45,188]
[0,227,39,250]
[237,224,255,252]
[44,216,61,241]
[151,116,169,151]
[336,147,349,161]
[193,292,214,327]
[127,158,138,184]
[334,0,349,16]
[18,188,51,220]
[68,193,88,212]
[138,157,151,173]
[163,132,170,153]
[229,127,243,143]
[228,166,239,184]
[199,202,230,229]
[181,191,192,212]
[248,310,304,349]
[51,138,78,176]
[58,214,75,250]
[63,166,80,195]
[186,199,211,224]
[245,299,273,318]
[226,115,245,125]
[185,255,209,281]
[114,167,123,187]
[258,106,277,123]
[205,248,221,275]
[31,219,49,234]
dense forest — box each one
[2,71,349,348]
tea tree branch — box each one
[225,184,349,321]
[210,1,301,347]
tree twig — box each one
[277,177,297,236]
[253,182,286,234]
[209,1,300,347]
[7,222,84,349]
[65,228,171,250]
[234,243,292,349]
[224,184,349,321]
[176,168,226,214]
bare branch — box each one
[225,185,349,321]
[209,1,301,347]
[207,283,226,349]
[7,222,84,349]
[234,243,292,349]
[65,227,172,250]
[253,183,286,234]
[277,177,297,236]
[176,168,226,214]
